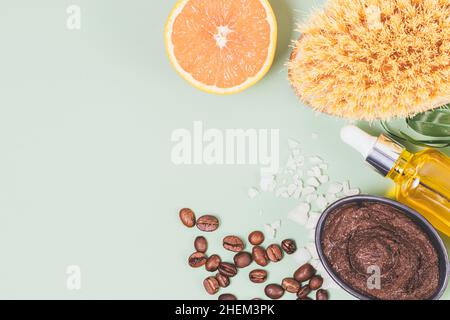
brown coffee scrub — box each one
[321,201,440,300]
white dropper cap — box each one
[340,125,404,176]
[340,125,377,159]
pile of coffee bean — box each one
[180,208,329,300]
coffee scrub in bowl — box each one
[315,196,449,300]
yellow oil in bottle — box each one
[387,149,450,236]
[341,125,450,237]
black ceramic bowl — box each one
[315,195,449,300]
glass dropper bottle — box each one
[341,125,450,237]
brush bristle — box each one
[288,0,450,121]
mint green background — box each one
[0,0,448,299]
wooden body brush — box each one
[288,0,450,120]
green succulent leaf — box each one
[381,121,450,148]
[406,106,450,137]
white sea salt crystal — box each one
[248,187,259,199]
[306,193,318,203]
[345,188,361,196]
[295,158,305,167]
[293,188,302,199]
[293,175,303,189]
[311,166,322,177]
[292,247,312,265]
[288,203,310,226]
[292,202,310,215]
[260,174,276,191]
[287,184,297,196]
[325,193,338,203]
[342,180,350,193]
[327,182,343,194]
[271,220,281,229]
[318,175,329,184]
[306,177,320,187]
[316,195,328,211]
[306,212,321,229]
[309,156,323,165]
[302,186,316,196]
[261,139,363,245]
[265,220,281,239]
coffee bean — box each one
[249,269,268,284]
[196,215,219,232]
[248,231,265,245]
[297,285,311,299]
[294,263,316,282]
[194,236,208,253]
[223,236,245,252]
[252,246,269,266]
[203,276,219,295]
[309,275,323,290]
[316,289,329,300]
[252,298,263,300]
[264,284,285,300]
[218,294,237,300]
[297,296,312,300]
[205,254,221,272]
[218,262,238,278]
[281,278,301,293]
[281,239,297,255]
[266,244,283,262]
[188,252,207,268]
[215,273,230,288]
[179,208,196,228]
[233,252,252,268]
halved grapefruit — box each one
[165,0,277,94]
